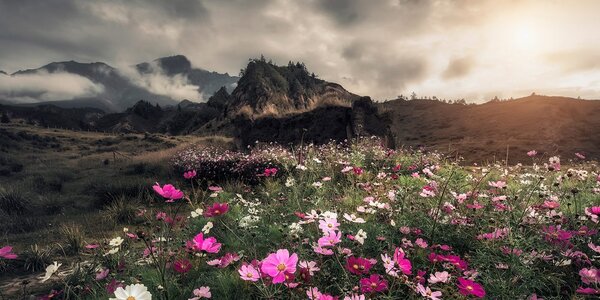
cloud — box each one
[545,49,600,73]
[442,57,474,80]
[0,71,104,103]
[119,63,202,101]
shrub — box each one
[0,190,30,216]
[87,177,149,208]
[102,196,140,225]
[59,224,84,255]
[22,244,53,272]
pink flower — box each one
[352,167,364,175]
[192,233,221,253]
[579,267,599,285]
[183,170,197,179]
[95,268,109,280]
[542,200,560,209]
[393,247,412,275]
[313,245,334,256]
[415,238,428,248]
[343,294,365,300]
[416,284,442,300]
[318,231,342,247]
[576,287,599,295]
[527,150,537,157]
[488,181,507,189]
[345,256,373,275]
[262,167,278,177]
[204,203,229,217]
[208,186,222,192]
[85,244,99,250]
[318,218,340,233]
[360,274,388,293]
[173,259,192,274]
[428,271,450,284]
[457,278,486,298]
[190,286,211,299]
[260,249,298,284]
[575,152,586,159]
[238,264,260,282]
[153,183,184,202]
[207,252,240,268]
[0,246,17,259]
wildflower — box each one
[488,181,507,189]
[0,246,17,259]
[318,231,342,247]
[344,294,365,300]
[343,213,366,223]
[307,287,322,300]
[189,286,211,299]
[313,245,334,256]
[192,233,221,253]
[85,244,100,249]
[153,183,184,202]
[183,170,197,179]
[585,206,600,223]
[353,166,364,175]
[355,229,367,245]
[415,238,428,248]
[110,283,152,300]
[457,278,486,298]
[207,252,240,268]
[575,152,586,159]
[299,260,320,275]
[527,150,537,157]
[238,264,260,282]
[589,242,600,253]
[261,249,298,283]
[393,247,412,275]
[109,237,124,247]
[319,218,340,233]
[579,267,599,285]
[202,221,214,234]
[95,268,110,280]
[204,203,229,217]
[106,279,125,295]
[576,287,599,295]
[190,208,204,218]
[40,262,62,282]
[173,259,192,274]
[416,284,442,300]
[262,167,278,177]
[345,256,373,275]
[429,271,450,284]
[360,274,388,293]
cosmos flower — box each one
[192,233,221,253]
[0,246,17,259]
[204,203,229,217]
[238,264,260,282]
[153,183,184,202]
[457,278,486,298]
[360,274,388,293]
[260,249,298,284]
[345,256,373,275]
[183,170,197,179]
[110,284,152,300]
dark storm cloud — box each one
[1,0,598,101]
[442,57,474,80]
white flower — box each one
[110,283,152,300]
[289,222,304,236]
[312,182,323,188]
[285,177,295,187]
[105,247,120,256]
[355,229,367,245]
[202,222,213,234]
[239,215,260,228]
[109,237,124,247]
[123,227,129,233]
[191,208,204,218]
[343,213,365,223]
[40,261,61,282]
[296,164,307,171]
[321,211,338,219]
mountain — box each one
[135,55,239,98]
[377,95,600,163]
[225,58,360,116]
[5,55,238,112]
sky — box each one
[1,0,600,102]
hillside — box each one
[226,58,360,116]
[378,95,600,163]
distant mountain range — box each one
[0,55,238,112]
[1,57,599,163]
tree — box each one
[410,92,417,100]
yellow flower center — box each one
[214,210,220,214]
[127,297,136,300]
[371,282,377,288]
[353,264,359,269]
[277,263,286,271]
[246,273,253,278]
[467,285,473,291]
[327,224,333,228]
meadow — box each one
[0,129,599,299]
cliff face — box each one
[226,59,360,117]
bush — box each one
[102,196,140,225]
[0,190,30,216]
[59,223,84,255]
[22,244,53,272]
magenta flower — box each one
[153,183,184,202]
[173,259,192,274]
[260,249,298,283]
[457,278,486,298]
[360,274,388,293]
[579,267,599,285]
[262,167,278,177]
[393,248,412,275]
[95,268,109,280]
[204,203,229,217]
[238,264,260,282]
[576,287,599,295]
[318,231,342,247]
[345,256,373,275]
[575,152,586,159]
[192,233,221,253]
[0,246,17,259]
[184,170,197,179]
